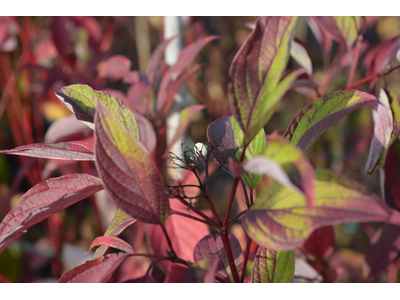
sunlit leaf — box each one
[0,141,94,161]
[290,40,313,75]
[284,90,379,152]
[242,169,400,251]
[44,114,93,144]
[94,102,169,224]
[0,174,103,254]
[98,55,131,80]
[55,84,139,140]
[90,236,134,254]
[251,247,295,283]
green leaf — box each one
[284,90,379,152]
[333,16,361,49]
[251,247,294,283]
[242,169,400,251]
[55,84,139,140]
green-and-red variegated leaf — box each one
[228,16,298,142]
[94,102,169,224]
[284,90,379,152]
[0,141,94,160]
[251,247,295,283]
[93,209,136,259]
[167,105,204,150]
[365,89,394,174]
[242,136,314,207]
[59,252,129,283]
[55,84,139,140]
[242,169,400,251]
[90,235,134,254]
[0,174,103,254]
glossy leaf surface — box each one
[90,236,134,254]
[0,174,103,254]
[95,102,169,224]
[55,84,139,140]
[228,16,298,141]
[284,90,379,152]
[59,253,128,283]
[0,141,94,161]
[251,247,295,283]
[290,40,313,75]
[242,169,400,251]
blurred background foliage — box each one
[0,16,400,283]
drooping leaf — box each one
[0,141,94,161]
[283,90,379,152]
[145,200,209,270]
[94,102,169,224]
[55,84,139,140]
[59,253,128,283]
[93,209,136,259]
[193,233,243,283]
[365,89,393,174]
[207,116,266,189]
[290,40,313,75]
[90,236,134,254]
[301,226,335,259]
[0,174,103,254]
[228,16,298,141]
[251,246,295,283]
[242,169,400,251]
[44,114,93,144]
[365,224,400,281]
[242,136,314,206]
[167,105,204,150]
[98,55,131,80]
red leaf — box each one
[126,81,152,115]
[44,115,93,144]
[59,253,128,283]
[301,226,335,259]
[365,224,400,281]
[51,17,70,58]
[0,174,103,254]
[90,236,134,254]
[145,200,210,270]
[132,111,157,154]
[70,16,102,47]
[0,141,94,161]
[94,102,169,224]
[98,55,131,80]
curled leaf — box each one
[90,236,134,254]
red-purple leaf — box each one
[93,209,136,259]
[0,141,94,161]
[44,115,93,144]
[70,16,102,47]
[242,169,400,251]
[90,236,134,254]
[365,224,400,281]
[383,139,400,211]
[131,111,156,154]
[0,174,103,254]
[167,105,204,150]
[193,233,243,282]
[365,89,393,174]
[284,90,379,152]
[98,55,131,80]
[228,16,298,139]
[51,17,70,58]
[126,81,152,115]
[145,200,209,269]
[306,17,332,54]
[59,253,128,283]
[363,36,400,89]
[301,226,335,259]
[146,35,179,85]
[95,102,169,224]
[251,247,295,283]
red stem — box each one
[240,235,252,283]
[219,229,240,283]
